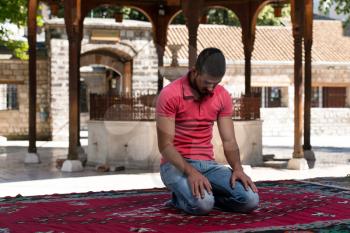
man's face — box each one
[193,70,222,96]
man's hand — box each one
[187,168,212,199]
[231,169,258,193]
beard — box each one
[190,74,211,99]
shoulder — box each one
[158,77,183,100]
[215,85,231,99]
[215,85,233,116]
[156,78,184,114]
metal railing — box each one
[232,95,261,120]
[90,93,156,121]
[90,93,260,121]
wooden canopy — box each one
[27,0,313,168]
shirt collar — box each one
[182,71,195,99]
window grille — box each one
[0,84,18,110]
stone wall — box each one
[2,56,349,140]
[50,39,69,140]
[7,19,347,141]
[0,60,50,139]
[261,108,350,137]
[47,20,159,139]
[89,28,158,95]
[221,62,350,137]
[222,62,350,92]
[87,120,263,169]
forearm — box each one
[223,141,243,171]
[160,143,196,175]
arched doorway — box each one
[80,47,134,96]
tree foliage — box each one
[0,1,290,60]
[0,0,44,60]
[171,4,290,26]
[88,4,290,26]
[0,0,28,59]
[87,6,148,21]
[319,0,350,26]
[205,8,240,25]
[257,4,290,26]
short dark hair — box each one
[195,47,226,77]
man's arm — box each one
[217,116,258,192]
[156,116,212,198]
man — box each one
[156,47,259,215]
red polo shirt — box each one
[156,73,233,161]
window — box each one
[251,87,283,107]
[255,87,285,108]
[0,84,18,110]
[311,87,320,107]
[322,87,346,108]
[267,87,282,107]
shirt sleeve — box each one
[156,87,178,118]
[218,88,233,117]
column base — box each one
[304,149,316,169]
[61,160,83,172]
[24,153,40,164]
[287,158,309,170]
[304,150,315,160]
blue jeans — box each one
[160,159,259,215]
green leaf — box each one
[0,0,44,60]
[319,0,350,27]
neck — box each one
[189,71,203,100]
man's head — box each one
[191,48,226,97]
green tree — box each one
[319,0,350,26]
[0,0,28,59]
[171,4,290,26]
[0,0,43,60]
[206,8,240,26]
[257,4,290,26]
[87,6,148,21]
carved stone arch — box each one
[81,43,137,59]
[80,52,125,76]
[80,48,133,95]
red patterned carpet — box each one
[0,180,349,233]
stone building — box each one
[0,18,349,140]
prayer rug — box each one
[302,175,350,190]
[0,180,349,232]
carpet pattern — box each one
[302,175,350,190]
[0,180,349,233]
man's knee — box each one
[241,191,259,213]
[221,188,259,213]
[186,192,215,215]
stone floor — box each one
[0,136,349,197]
